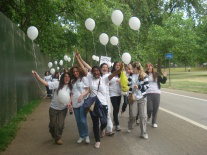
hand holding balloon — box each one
[32,70,39,78]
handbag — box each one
[128,90,136,104]
[83,79,100,112]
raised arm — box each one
[75,52,88,76]
[77,52,92,72]
[108,64,123,81]
[32,70,48,86]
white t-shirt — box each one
[44,75,52,82]
[131,74,143,100]
[87,73,109,106]
[72,77,89,108]
[48,81,71,110]
[146,73,160,94]
[109,76,121,97]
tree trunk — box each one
[157,58,162,74]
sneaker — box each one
[85,136,90,144]
[55,138,63,145]
[152,123,158,128]
[140,134,148,139]
[115,125,121,131]
[77,137,84,144]
[136,119,140,125]
[147,118,151,124]
[106,132,115,136]
[127,129,131,133]
[94,142,101,149]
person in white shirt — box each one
[44,71,52,98]
[109,62,122,131]
[145,63,167,128]
[69,65,90,144]
[75,53,122,149]
[32,70,72,145]
[128,62,149,139]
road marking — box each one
[162,91,207,102]
[160,107,207,131]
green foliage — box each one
[0,99,41,151]
[0,0,206,65]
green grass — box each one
[0,99,41,152]
[160,67,207,93]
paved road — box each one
[1,89,207,155]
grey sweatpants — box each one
[147,93,160,124]
[128,97,147,136]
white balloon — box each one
[68,57,71,62]
[64,55,69,61]
[95,56,100,62]
[111,10,124,26]
[59,60,63,66]
[57,89,70,106]
[111,62,114,67]
[50,68,55,74]
[85,18,95,31]
[54,61,57,65]
[99,33,109,45]
[129,17,141,31]
[122,53,131,64]
[92,55,96,60]
[48,62,53,68]
[57,67,60,70]
[110,36,119,46]
[107,62,112,68]
[27,26,38,41]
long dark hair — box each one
[57,72,72,95]
[92,66,102,77]
[145,62,158,81]
[100,63,108,69]
[44,71,50,76]
[69,65,85,84]
[111,62,121,77]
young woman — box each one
[121,64,132,114]
[44,71,52,98]
[109,62,122,131]
[52,71,60,82]
[77,55,115,136]
[69,65,90,144]
[145,63,167,128]
[32,70,72,145]
[76,53,122,149]
[127,62,149,139]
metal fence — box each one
[0,12,50,127]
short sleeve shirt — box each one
[72,77,89,108]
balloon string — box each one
[32,42,38,70]
[72,52,75,66]
[91,31,96,55]
[105,45,107,56]
[117,45,121,60]
[137,30,140,48]
[117,27,119,38]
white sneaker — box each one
[115,125,121,131]
[127,129,131,133]
[94,142,101,149]
[147,118,151,124]
[140,134,148,139]
[85,136,90,144]
[77,137,84,144]
[152,123,158,128]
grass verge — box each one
[0,99,41,152]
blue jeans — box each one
[73,105,89,138]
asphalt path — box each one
[1,89,207,155]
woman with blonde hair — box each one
[127,62,149,139]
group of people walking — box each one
[32,52,167,149]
